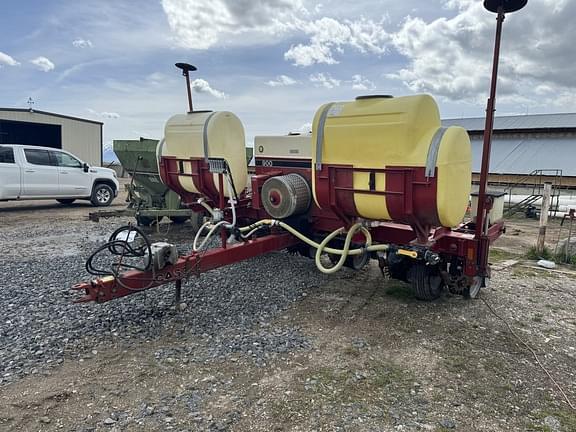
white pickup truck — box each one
[0,144,119,206]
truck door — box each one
[21,148,60,197]
[51,150,92,197]
[0,146,21,199]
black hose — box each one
[86,225,152,277]
[224,160,240,203]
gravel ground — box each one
[0,199,575,431]
[0,217,330,385]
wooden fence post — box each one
[537,182,553,254]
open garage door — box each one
[0,119,62,148]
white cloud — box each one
[266,75,298,87]
[101,112,120,119]
[351,74,375,91]
[191,78,228,99]
[309,73,340,89]
[161,0,304,49]
[145,72,175,88]
[161,0,388,67]
[102,140,113,153]
[296,122,312,133]
[72,38,93,48]
[284,43,337,66]
[0,51,20,67]
[88,108,120,119]
[30,56,55,72]
[388,0,576,105]
[285,17,389,66]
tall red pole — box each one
[474,7,505,276]
[475,7,504,241]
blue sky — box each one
[1,0,574,161]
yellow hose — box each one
[238,219,388,274]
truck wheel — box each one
[91,184,114,207]
[57,199,76,205]
[169,216,189,225]
[408,263,444,301]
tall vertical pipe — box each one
[175,63,197,113]
[475,7,505,242]
[184,71,194,113]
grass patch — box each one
[282,361,415,410]
[555,250,576,266]
[372,363,412,388]
[527,408,576,432]
[512,267,539,278]
[489,248,520,261]
[512,267,559,280]
[526,246,554,261]
[384,281,413,300]
[523,244,576,267]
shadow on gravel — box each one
[0,202,94,212]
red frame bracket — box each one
[73,233,299,303]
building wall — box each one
[469,132,576,177]
[0,110,102,166]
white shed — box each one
[0,108,103,166]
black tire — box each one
[91,184,114,207]
[57,199,76,205]
[387,252,411,282]
[408,263,444,301]
[169,216,190,225]
[136,215,156,226]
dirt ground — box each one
[0,188,575,432]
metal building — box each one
[443,113,576,188]
[0,108,103,166]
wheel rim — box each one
[467,276,483,299]
[96,188,111,203]
[350,250,369,270]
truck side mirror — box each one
[83,163,89,173]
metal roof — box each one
[469,135,576,176]
[0,108,103,125]
[442,113,576,132]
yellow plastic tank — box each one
[160,111,248,198]
[311,95,471,227]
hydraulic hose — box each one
[238,219,389,274]
[193,219,228,251]
[191,175,388,273]
[314,223,371,274]
[192,172,238,252]
[196,198,216,219]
